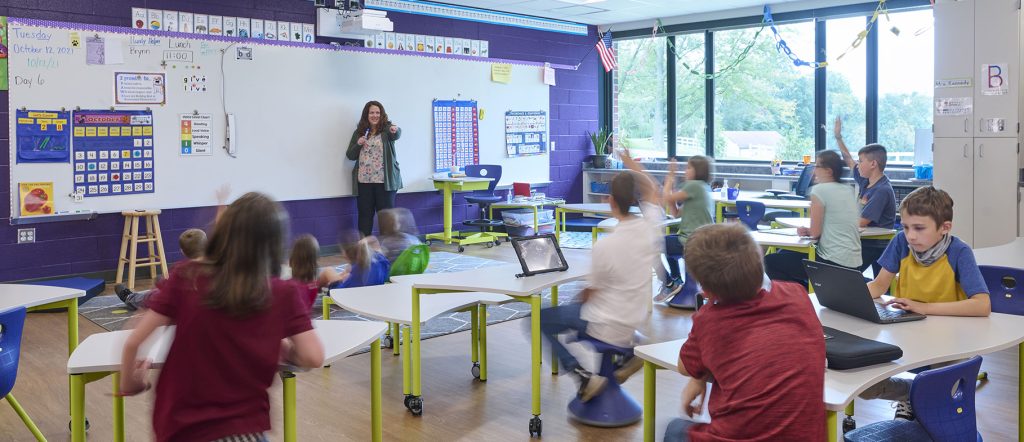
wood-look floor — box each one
[0,245,1019,441]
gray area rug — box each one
[80,252,584,343]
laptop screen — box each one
[511,234,569,276]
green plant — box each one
[587,128,613,155]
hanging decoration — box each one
[658,19,767,80]
[763,5,826,68]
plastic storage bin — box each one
[502,208,554,226]
[505,222,555,237]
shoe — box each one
[574,367,608,402]
[893,401,915,421]
[654,279,683,303]
[614,355,644,384]
[114,284,136,311]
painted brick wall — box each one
[0,1,598,281]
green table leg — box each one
[478,304,488,381]
[322,295,331,320]
[471,308,479,365]
[1018,342,1023,442]
[67,299,80,353]
[555,209,563,241]
[282,372,297,442]
[530,294,542,417]
[643,361,656,442]
[371,339,382,442]
[411,288,423,412]
[442,183,454,244]
[402,325,411,396]
[113,373,125,442]
[551,286,559,375]
[827,410,838,442]
[71,374,86,442]
[715,202,725,223]
[532,206,538,234]
[391,322,400,356]
[5,394,45,441]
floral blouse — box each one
[357,134,385,184]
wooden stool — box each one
[115,210,169,290]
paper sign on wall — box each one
[981,64,1009,96]
[491,63,512,84]
[543,64,556,86]
[115,72,166,105]
[935,78,971,88]
[180,113,212,155]
[19,182,54,216]
[935,97,973,116]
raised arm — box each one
[833,116,856,171]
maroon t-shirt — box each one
[147,262,314,442]
[679,281,825,442]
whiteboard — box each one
[7,19,550,218]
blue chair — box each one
[763,165,814,223]
[459,164,507,251]
[0,306,45,441]
[567,337,642,427]
[735,201,766,231]
[844,356,984,442]
[975,265,1024,381]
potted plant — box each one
[587,127,613,169]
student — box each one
[118,192,324,442]
[114,228,207,311]
[666,223,825,442]
[859,186,990,420]
[656,156,715,302]
[539,168,663,401]
[289,234,321,310]
[764,150,862,286]
[318,231,391,289]
[834,116,897,273]
[377,207,422,264]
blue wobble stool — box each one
[567,337,642,427]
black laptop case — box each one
[823,326,903,370]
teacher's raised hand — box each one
[389,125,399,134]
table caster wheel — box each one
[471,362,481,379]
[404,394,413,409]
[494,239,502,246]
[529,416,542,437]
[505,237,511,243]
[842,416,856,433]
[408,396,423,416]
[68,418,90,431]
[458,246,465,253]
[382,335,394,349]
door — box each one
[972,138,1018,247]
[934,0,975,137]
[933,138,974,244]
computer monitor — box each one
[510,234,569,277]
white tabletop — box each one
[774,218,897,237]
[973,237,1024,268]
[713,191,811,210]
[556,203,613,214]
[596,216,680,229]
[393,253,591,298]
[634,295,1024,411]
[492,198,566,207]
[330,283,512,325]
[431,177,493,183]
[68,320,387,375]
[749,230,816,248]
[0,283,85,312]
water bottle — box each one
[721,179,729,199]
[506,189,513,203]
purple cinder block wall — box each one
[0,1,598,282]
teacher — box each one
[347,100,403,237]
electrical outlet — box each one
[17,228,35,244]
[551,141,556,151]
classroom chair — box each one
[458,165,507,252]
[735,201,767,231]
[0,306,45,441]
[843,356,983,442]
[566,336,642,427]
[975,265,1024,381]
[763,165,815,223]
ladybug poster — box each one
[19,182,54,217]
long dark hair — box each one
[356,101,391,136]
[816,150,845,182]
[202,192,288,317]
[289,234,320,283]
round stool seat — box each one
[121,209,162,216]
[567,337,642,427]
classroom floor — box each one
[2,244,1021,441]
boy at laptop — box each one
[539,167,663,401]
[859,186,990,419]
[666,223,824,442]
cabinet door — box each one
[973,138,1018,247]
[934,0,975,137]
[933,138,974,244]
[974,0,1020,138]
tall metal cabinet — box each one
[933,0,1020,247]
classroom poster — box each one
[981,64,1009,96]
[115,72,166,105]
[0,17,7,91]
[72,110,156,197]
[432,100,479,173]
[505,111,547,157]
[236,18,250,38]
[180,113,212,155]
[223,17,237,37]
[19,182,54,217]
[264,20,277,40]
[16,109,71,163]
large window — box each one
[714,22,815,161]
[613,37,667,158]
[879,9,934,164]
[674,33,706,156]
[826,16,868,152]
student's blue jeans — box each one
[664,235,684,281]
[539,303,588,372]
[664,419,697,442]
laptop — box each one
[802,259,925,324]
[510,234,569,277]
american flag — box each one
[595,30,617,72]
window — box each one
[714,22,815,161]
[613,37,667,158]
[826,16,868,152]
[674,33,706,156]
[878,9,934,165]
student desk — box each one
[488,197,566,236]
[66,320,387,442]
[712,191,811,223]
[634,296,1024,442]
[595,216,681,240]
[555,203,651,242]
[753,225,898,262]
[425,177,494,247]
[974,237,1024,268]
[330,284,511,398]
[392,252,591,436]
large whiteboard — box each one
[7,19,550,218]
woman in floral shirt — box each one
[346,101,403,236]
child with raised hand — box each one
[764,150,862,286]
[289,234,321,310]
[667,223,824,442]
[318,230,391,289]
[377,207,422,264]
[118,192,324,442]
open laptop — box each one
[802,259,925,324]
[510,234,569,277]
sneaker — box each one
[654,279,683,303]
[893,401,915,421]
[114,284,136,310]
[573,367,608,402]
[614,355,644,384]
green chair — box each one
[389,244,431,278]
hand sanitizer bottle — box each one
[721,179,729,198]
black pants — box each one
[860,239,888,277]
[764,250,852,287]
[356,183,396,237]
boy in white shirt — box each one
[539,167,663,401]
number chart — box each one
[432,99,479,172]
[72,110,156,197]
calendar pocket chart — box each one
[72,110,156,198]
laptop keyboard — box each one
[875,304,906,320]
